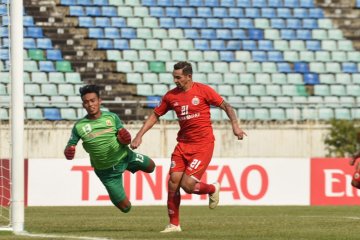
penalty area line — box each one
[299,216,360,220]
[16,231,113,240]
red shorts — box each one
[170,142,214,181]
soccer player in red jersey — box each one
[350,151,360,189]
[130,61,246,232]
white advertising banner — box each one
[28,158,310,206]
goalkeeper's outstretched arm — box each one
[130,112,159,149]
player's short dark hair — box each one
[79,84,100,98]
[174,61,192,75]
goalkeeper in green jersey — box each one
[64,84,156,213]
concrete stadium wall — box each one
[0,121,329,159]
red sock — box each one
[167,191,180,226]
[193,182,215,194]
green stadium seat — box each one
[338,40,354,51]
[41,83,58,96]
[234,85,249,96]
[50,96,67,107]
[208,73,223,84]
[152,29,168,39]
[250,84,266,96]
[318,19,333,29]
[255,73,271,84]
[25,83,41,96]
[171,50,187,61]
[254,18,270,29]
[259,96,276,107]
[224,73,239,84]
[109,0,124,5]
[137,28,152,39]
[312,29,328,40]
[0,108,8,120]
[323,96,340,108]
[273,40,289,51]
[238,108,254,121]
[142,73,158,84]
[162,39,178,50]
[67,96,82,107]
[339,96,355,107]
[264,29,280,40]
[262,62,277,73]
[296,85,308,96]
[123,50,139,61]
[193,73,207,84]
[286,108,301,121]
[270,108,286,121]
[204,51,219,62]
[276,96,292,108]
[159,73,172,84]
[310,62,325,73]
[177,39,194,50]
[56,61,72,72]
[118,6,133,16]
[49,72,65,83]
[58,84,75,96]
[24,61,38,72]
[218,85,233,96]
[30,72,47,83]
[254,108,270,121]
[299,51,314,62]
[126,73,142,84]
[282,85,298,96]
[130,39,146,49]
[321,40,337,51]
[287,73,303,85]
[0,72,10,83]
[33,96,50,107]
[24,95,34,107]
[146,39,162,50]
[133,6,148,16]
[301,108,317,120]
[272,73,287,85]
[325,62,341,73]
[142,17,159,28]
[228,96,242,108]
[60,108,78,120]
[347,85,360,96]
[26,108,44,120]
[243,96,259,108]
[314,85,330,96]
[65,72,82,84]
[308,96,323,106]
[328,29,343,40]
[235,51,251,62]
[347,52,360,62]
[116,61,132,72]
[351,108,360,119]
[330,85,346,96]
[139,50,155,61]
[198,62,213,73]
[168,29,184,39]
[137,84,152,96]
[229,62,245,73]
[315,51,330,62]
[353,74,360,84]
[319,74,335,84]
[239,73,255,85]
[165,61,178,72]
[153,84,169,96]
[266,85,282,96]
[149,61,165,73]
[188,51,203,62]
[331,51,347,62]
[127,17,143,28]
[335,73,351,84]
[284,51,299,62]
[107,50,122,61]
[289,40,305,51]
[28,49,45,61]
[246,62,262,73]
[0,83,7,95]
[214,62,229,73]
[318,108,334,120]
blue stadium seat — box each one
[342,63,358,73]
[166,7,180,17]
[77,0,92,5]
[216,29,232,39]
[102,6,117,16]
[85,7,101,16]
[297,30,312,40]
[284,0,299,7]
[95,17,110,27]
[89,28,104,38]
[287,19,302,29]
[221,0,235,7]
[268,0,282,7]
[277,62,292,73]
[267,51,283,62]
[304,73,319,85]
[253,0,267,7]
[23,16,35,26]
[223,18,238,28]
[181,7,196,17]
[294,62,309,73]
[207,18,222,28]
[121,28,136,39]
[248,29,264,40]
[239,18,253,28]
[302,19,318,29]
[213,7,228,17]
[44,108,62,120]
[210,40,226,50]
[252,51,267,62]
[237,0,251,7]
[185,29,200,39]
[0,49,9,60]
[300,0,315,7]
[204,0,219,6]
[93,0,108,5]
[98,39,113,49]
[232,29,247,39]
[111,17,126,27]
[197,7,212,17]
[309,8,324,18]
[277,8,292,18]
[220,51,235,62]
[26,27,43,38]
[194,40,210,50]
[227,40,241,50]
[306,40,321,50]
[105,28,120,39]
[294,8,308,18]
[61,0,76,5]
[188,0,203,6]
[113,39,129,49]
[69,6,85,16]
[175,18,191,28]
[79,17,94,27]
[160,18,175,28]
[242,40,257,50]
[246,8,260,18]
[37,38,53,49]
[258,40,273,50]
[262,8,276,18]
[142,0,156,6]
[39,61,55,72]
[281,29,296,40]
[192,18,206,28]
[229,8,244,17]
[271,18,286,28]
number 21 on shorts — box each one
[190,159,201,169]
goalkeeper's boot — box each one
[160,224,182,233]
[209,182,220,209]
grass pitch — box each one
[0,206,359,239]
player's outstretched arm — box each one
[350,151,360,166]
[219,101,247,140]
[64,145,76,160]
[130,112,159,149]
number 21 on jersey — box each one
[181,105,189,116]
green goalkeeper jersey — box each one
[66,111,128,170]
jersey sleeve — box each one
[203,85,224,107]
[154,93,170,116]
[66,124,81,147]
[113,113,124,130]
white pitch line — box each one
[16,231,113,240]
[299,216,360,220]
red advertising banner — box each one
[311,158,360,205]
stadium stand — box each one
[1,0,360,121]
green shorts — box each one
[94,149,152,206]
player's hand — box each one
[117,128,131,145]
[350,152,360,166]
[130,136,142,150]
[234,127,247,140]
[64,145,76,160]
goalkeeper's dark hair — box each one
[174,61,192,75]
[79,84,100,98]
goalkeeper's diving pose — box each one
[64,84,155,213]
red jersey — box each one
[154,82,224,144]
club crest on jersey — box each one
[192,96,200,105]
[171,160,176,168]
[106,120,112,126]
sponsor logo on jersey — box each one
[106,119,112,126]
[191,96,200,105]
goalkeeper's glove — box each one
[64,145,76,160]
[117,128,131,145]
